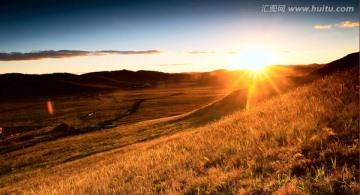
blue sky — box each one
[0,0,358,74]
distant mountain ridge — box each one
[0,52,358,99]
[0,70,199,98]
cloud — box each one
[98,50,162,55]
[335,21,359,28]
[314,21,359,30]
[179,51,215,54]
[0,50,162,61]
[313,25,332,30]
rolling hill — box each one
[0,52,358,194]
[0,62,324,99]
[179,52,359,126]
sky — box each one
[0,0,358,74]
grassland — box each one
[1,66,358,194]
[0,85,227,187]
[0,84,226,127]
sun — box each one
[227,48,276,72]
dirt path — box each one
[97,93,185,126]
[97,98,147,126]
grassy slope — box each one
[0,86,225,184]
[1,67,358,194]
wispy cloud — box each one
[179,51,215,54]
[335,21,359,28]
[0,50,162,61]
[313,25,332,30]
[314,21,359,30]
[98,50,162,55]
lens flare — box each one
[47,100,54,116]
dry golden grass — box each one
[1,68,359,194]
[0,85,225,186]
